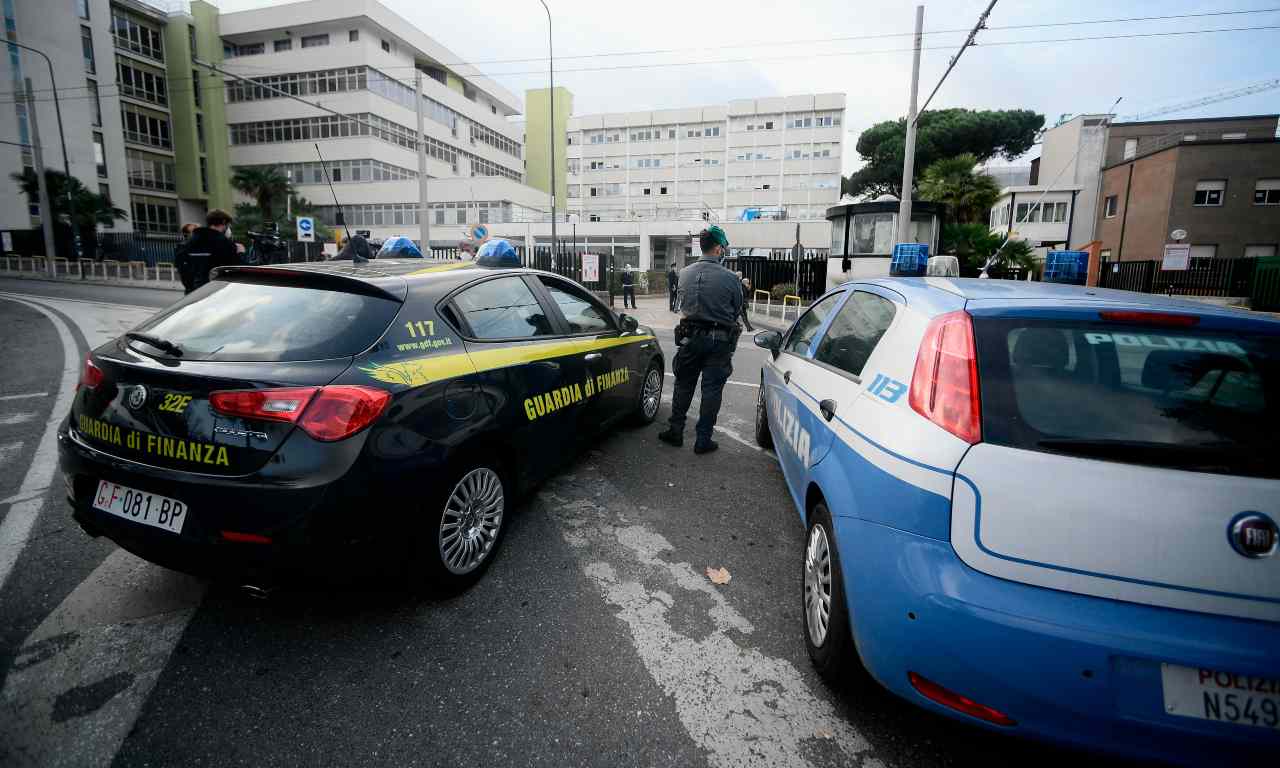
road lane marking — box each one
[0,291,156,313]
[0,441,24,467]
[542,475,872,768]
[0,392,47,401]
[0,412,36,426]
[0,296,79,594]
[0,549,204,768]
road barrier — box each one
[751,289,771,318]
[782,294,803,321]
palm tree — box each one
[12,169,127,227]
[231,166,293,219]
[917,154,1001,224]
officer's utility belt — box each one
[676,319,738,345]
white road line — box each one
[0,392,47,402]
[0,412,36,426]
[0,296,79,593]
[0,290,155,312]
[725,380,758,388]
[714,425,763,452]
[0,441,24,467]
[543,477,871,767]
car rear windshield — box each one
[127,279,401,362]
[973,317,1280,478]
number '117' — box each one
[405,321,435,338]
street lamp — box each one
[538,0,556,258]
[6,41,80,261]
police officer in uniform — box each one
[658,226,742,455]
[667,262,680,312]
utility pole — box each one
[286,170,292,221]
[25,79,55,274]
[539,0,557,257]
[415,69,430,255]
[896,5,924,245]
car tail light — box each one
[220,530,272,544]
[909,311,981,444]
[1099,310,1199,327]
[79,357,104,391]
[210,386,390,442]
[908,672,1016,726]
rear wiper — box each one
[125,332,183,357]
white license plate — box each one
[91,480,187,534]
[1161,663,1280,730]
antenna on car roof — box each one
[314,143,352,244]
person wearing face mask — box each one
[175,209,237,294]
[657,225,742,455]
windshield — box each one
[128,279,401,362]
[973,317,1280,478]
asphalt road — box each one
[0,276,1138,768]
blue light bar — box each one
[1044,250,1089,285]
[890,243,929,277]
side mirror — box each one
[754,330,782,359]
[619,313,639,333]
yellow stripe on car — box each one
[360,334,655,388]
[405,261,479,276]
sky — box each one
[212,0,1280,175]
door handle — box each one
[819,399,837,422]
[584,352,603,362]
[783,370,791,385]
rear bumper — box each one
[57,419,409,582]
[836,517,1280,765]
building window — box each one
[590,187,598,197]
[1254,179,1280,205]
[225,41,264,57]
[121,104,172,149]
[77,0,89,20]
[188,26,197,58]
[117,62,167,106]
[456,209,466,224]
[660,186,668,195]
[274,38,292,52]
[703,126,720,137]
[126,148,175,191]
[348,30,359,42]
[479,208,489,224]
[1222,132,1246,140]
[301,34,329,48]
[1123,138,1137,160]
[82,26,95,73]
[98,184,113,226]
[1190,245,1218,260]
[112,11,165,62]
[93,132,107,177]
[196,114,205,152]
[200,157,208,193]
[381,39,391,53]
[1104,195,1118,218]
[1193,180,1226,207]
[1183,134,1197,142]
[87,80,101,126]
[191,69,201,107]
[130,196,178,232]
[643,188,651,196]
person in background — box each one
[657,226,742,455]
[667,262,680,312]
[621,265,637,309]
[175,209,237,294]
[180,223,198,239]
[739,274,755,332]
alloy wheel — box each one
[438,467,504,575]
[804,524,833,646]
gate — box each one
[723,250,829,301]
[516,246,613,294]
[1253,256,1280,312]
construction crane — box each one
[1125,78,1280,121]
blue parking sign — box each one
[296,216,315,242]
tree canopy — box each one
[917,154,1001,224]
[844,108,1043,200]
[12,169,127,227]
[231,165,293,218]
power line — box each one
[917,1,999,121]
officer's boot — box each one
[657,427,683,447]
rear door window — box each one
[452,276,555,339]
[974,317,1279,478]
[539,277,613,334]
[128,279,401,362]
[813,291,896,378]
[784,291,843,356]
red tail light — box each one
[1098,310,1199,327]
[210,386,390,442]
[79,357,104,391]
[909,311,981,444]
[909,672,1016,726]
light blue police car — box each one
[752,276,1279,764]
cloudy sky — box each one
[215,0,1280,174]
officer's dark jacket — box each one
[677,256,743,327]
[667,268,679,290]
[176,227,238,292]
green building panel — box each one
[162,0,232,214]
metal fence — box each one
[516,245,614,295]
[1098,256,1257,298]
[724,249,830,301]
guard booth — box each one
[825,200,946,288]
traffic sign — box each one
[296,216,315,242]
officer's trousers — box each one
[668,288,678,312]
[667,334,734,443]
[622,285,636,308]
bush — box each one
[770,283,798,301]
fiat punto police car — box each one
[59,258,663,589]
[752,278,1279,764]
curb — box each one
[0,271,183,294]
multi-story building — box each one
[556,94,846,225]
[1095,115,1280,263]
[218,0,545,242]
[0,0,232,235]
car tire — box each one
[631,361,663,426]
[802,501,855,687]
[417,460,509,592]
[754,376,774,449]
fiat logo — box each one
[126,384,148,411]
[1229,513,1278,559]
